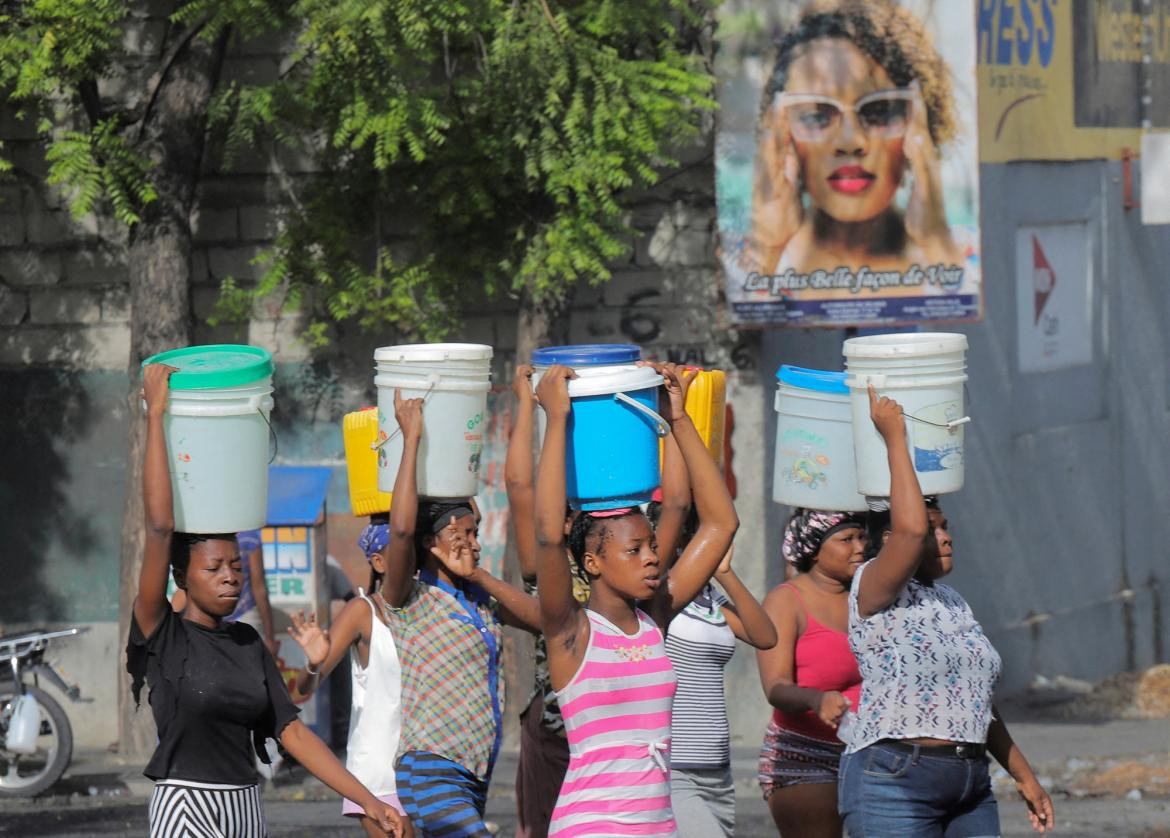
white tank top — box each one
[345,590,403,797]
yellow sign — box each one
[978,0,1169,162]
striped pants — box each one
[149,780,266,837]
[395,750,491,837]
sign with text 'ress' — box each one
[979,0,1170,163]
[716,1,981,327]
[1016,222,1093,373]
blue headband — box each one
[358,523,390,560]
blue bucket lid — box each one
[777,365,848,395]
[532,343,641,366]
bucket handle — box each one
[613,392,670,438]
[258,406,279,464]
[370,374,441,451]
[860,375,972,432]
[907,414,971,431]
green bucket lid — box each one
[141,344,274,390]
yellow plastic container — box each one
[343,407,392,516]
[661,369,726,467]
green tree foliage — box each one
[1,0,715,343]
[210,0,717,344]
[0,0,282,222]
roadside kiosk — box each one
[262,465,333,744]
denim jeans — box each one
[838,742,1001,837]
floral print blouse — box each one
[844,561,1002,754]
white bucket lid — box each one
[843,332,968,359]
[374,343,493,363]
[567,365,663,398]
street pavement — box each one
[1,719,1167,836]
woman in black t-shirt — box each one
[129,364,410,838]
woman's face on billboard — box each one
[780,38,907,225]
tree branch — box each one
[537,0,561,35]
[136,15,215,142]
[78,79,104,128]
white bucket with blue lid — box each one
[843,332,969,497]
[772,366,868,512]
[562,364,667,511]
[374,343,493,499]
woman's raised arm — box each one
[133,363,179,638]
[655,364,739,624]
[381,390,423,608]
[855,384,930,618]
[505,364,539,583]
[533,366,585,646]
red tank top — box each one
[771,583,862,742]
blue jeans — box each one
[838,742,1001,837]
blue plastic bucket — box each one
[772,365,868,512]
[564,365,667,510]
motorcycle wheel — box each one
[0,684,73,797]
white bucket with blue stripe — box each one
[843,333,969,497]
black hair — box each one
[645,500,700,556]
[169,532,237,585]
[864,496,940,559]
[413,499,475,563]
[567,508,645,578]
[366,512,390,593]
[762,1,956,147]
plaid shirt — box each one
[384,571,503,781]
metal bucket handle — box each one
[862,374,972,432]
[371,373,441,451]
[614,391,670,438]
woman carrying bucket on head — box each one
[285,515,412,838]
[128,363,407,838]
[533,362,739,838]
[838,385,1054,836]
[647,404,777,838]
[853,497,1054,836]
[378,389,542,837]
[754,507,867,838]
[505,363,592,838]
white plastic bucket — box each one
[772,367,868,512]
[165,381,274,533]
[374,343,493,499]
[843,333,969,497]
[143,344,275,534]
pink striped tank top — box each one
[549,608,679,838]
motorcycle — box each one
[0,627,89,797]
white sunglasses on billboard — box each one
[773,88,917,142]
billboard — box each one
[978,0,1170,163]
[716,0,982,327]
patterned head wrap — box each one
[782,509,865,568]
[358,522,390,560]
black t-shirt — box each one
[127,608,300,784]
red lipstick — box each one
[828,165,875,194]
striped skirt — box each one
[395,750,491,837]
[149,780,266,838]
